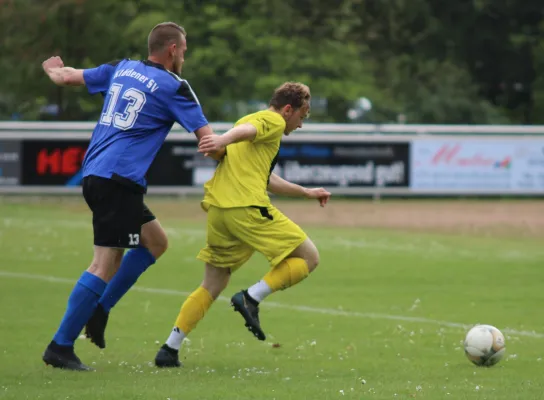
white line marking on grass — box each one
[4,217,543,262]
[1,270,543,339]
[328,237,544,262]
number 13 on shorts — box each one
[128,233,140,246]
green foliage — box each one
[382,57,509,124]
[0,0,542,123]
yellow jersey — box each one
[202,110,286,209]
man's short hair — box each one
[269,82,311,110]
[148,22,186,55]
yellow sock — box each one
[263,257,309,292]
[174,286,214,335]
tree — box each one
[0,0,542,124]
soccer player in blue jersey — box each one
[41,22,221,370]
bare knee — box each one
[201,263,230,299]
[289,238,320,273]
[305,247,320,272]
[88,247,125,282]
[141,220,168,260]
[150,233,168,259]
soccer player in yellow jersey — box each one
[154,82,331,367]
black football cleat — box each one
[154,344,181,368]
[85,303,109,349]
[231,290,266,341]
[42,341,93,371]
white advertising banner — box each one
[411,139,544,193]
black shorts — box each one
[82,175,156,248]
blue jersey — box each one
[82,59,208,192]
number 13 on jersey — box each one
[100,83,147,130]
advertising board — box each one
[274,142,410,188]
[19,139,410,189]
[411,139,544,192]
[0,140,21,186]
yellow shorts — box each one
[197,205,307,271]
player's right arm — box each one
[42,56,84,86]
[198,113,284,155]
[42,56,120,93]
[194,125,226,161]
[219,123,258,143]
[197,123,257,155]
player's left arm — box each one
[268,173,331,207]
[194,125,225,161]
[169,80,225,161]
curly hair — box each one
[269,82,311,110]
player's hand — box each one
[42,56,64,72]
[304,188,331,207]
[198,134,227,156]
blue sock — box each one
[99,247,156,312]
[53,271,107,347]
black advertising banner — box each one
[0,140,21,185]
[20,139,209,187]
[145,141,216,186]
[274,142,410,187]
[147,141,411,189]
[20,139,410,188]
[22,140,88,186]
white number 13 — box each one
[128,233,140,246]
[100,83,146,130]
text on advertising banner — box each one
[410,139,544,192]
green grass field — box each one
[1,198,543,399]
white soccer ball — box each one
[463,324,506,367]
